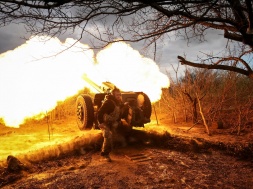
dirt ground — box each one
[1,114,253,188]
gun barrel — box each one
[83,75,114,93]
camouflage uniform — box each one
[97,95,121,159]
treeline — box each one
[158,68,253,135]
[48,88,94,120]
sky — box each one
[0,23,229,78]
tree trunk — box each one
[183,97,187,122]
[192,99,198,124]
[196,95,210,135]
[237,108,241,135]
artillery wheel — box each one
[137,92,152,123]
[76,94,94,130]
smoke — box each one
[0,36,169,127]
[95,42,170,101]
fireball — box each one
[0,36,169,127]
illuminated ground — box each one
[0,116,85,162]
[1,114,253,188]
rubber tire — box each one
[76,94,94,130]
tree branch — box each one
[178,56,253,78]
[224,29,243,42]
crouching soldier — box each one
[97,87,123,162]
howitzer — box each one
[76,76,152,130]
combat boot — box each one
[100,153,112,162]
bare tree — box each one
[0,0,252,77]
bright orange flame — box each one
[0,37,169,128]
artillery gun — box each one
[76,77,152,130]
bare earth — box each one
[1,114,253,189]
